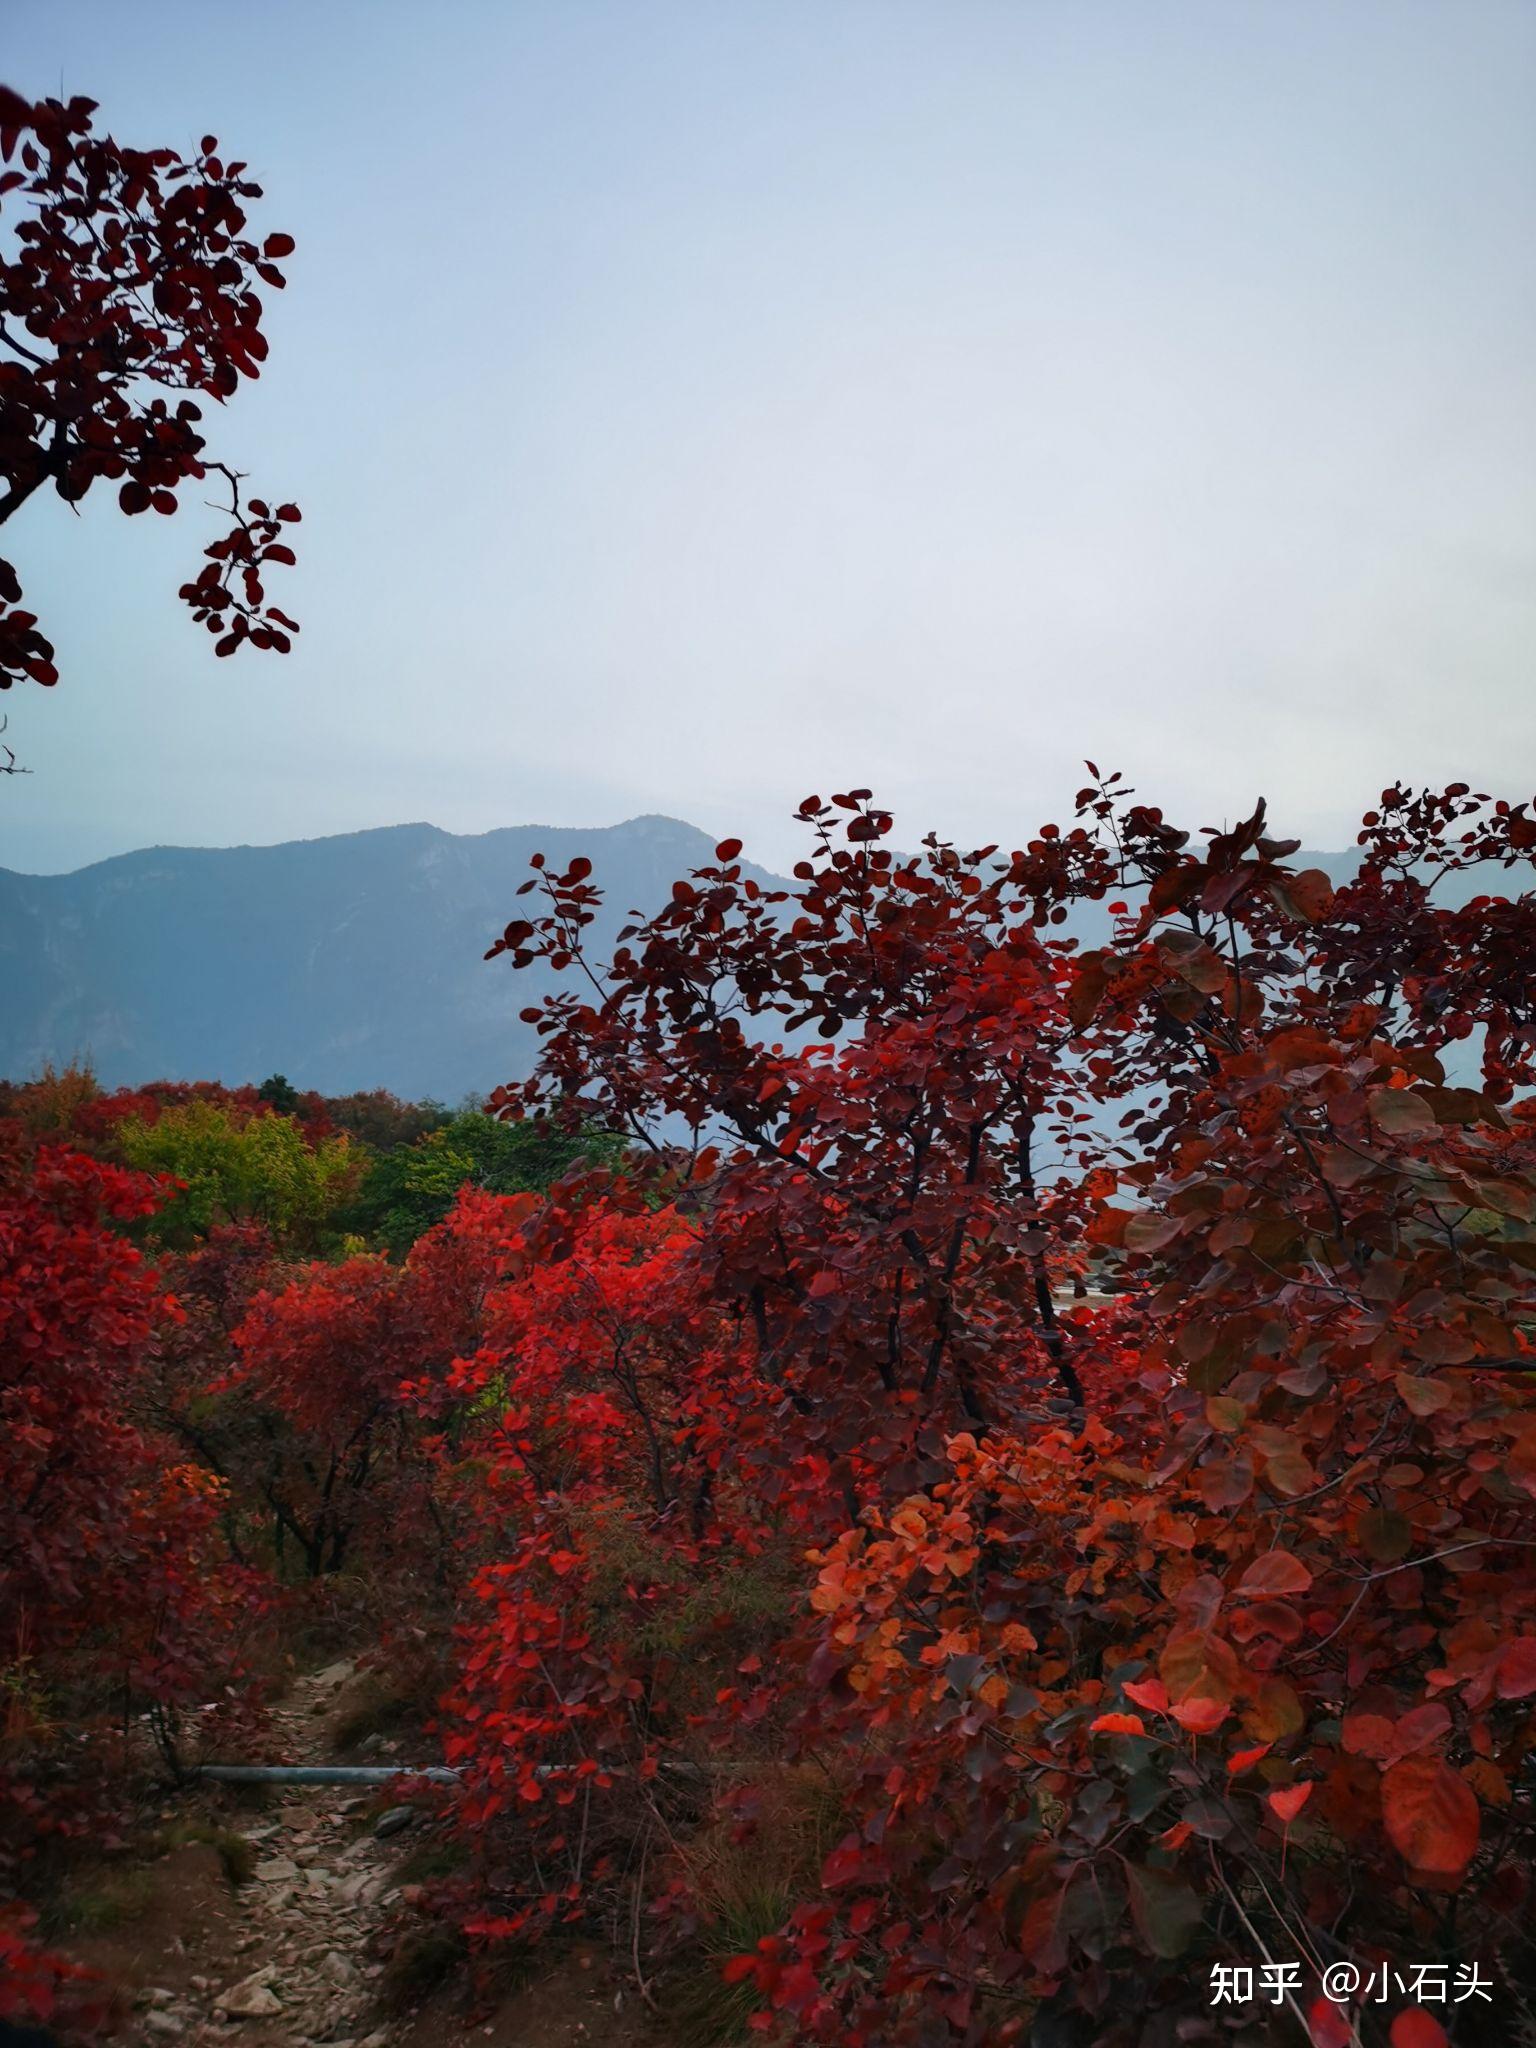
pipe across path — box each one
[194,1764,460,1785]
[193,1759,711,1786]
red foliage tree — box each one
[0,1123,257,1866]
[426,1183,808,1949]
[0,84,299,721]
[451,777,1536,2046]
[487,800,1105,1489]
[228,1188,537,1579]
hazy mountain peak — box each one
[0,821,1494,1099]
[0,815,771,1098]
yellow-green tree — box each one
[117,1102,362,1252]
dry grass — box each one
[156,1817,260,1887]
[381,1923,471,2011]
[666,1766,844,2048]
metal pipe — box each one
[193,1759,709,1787]
[195,1764,460,1785]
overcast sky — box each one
[3,0,1533,875]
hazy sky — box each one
[3,0,1533,875]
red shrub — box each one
[0,1125,256,1857]
[445,778,1536,2045]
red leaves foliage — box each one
[450,776,1536,2042]
[0,1122,259,1875]
[224,1190,531,1579]
[0,87,299,696]
[5,773,1536,2045]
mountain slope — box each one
[0,816,778,1101]
[3,824,1500,1101]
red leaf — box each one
[1498,1637,1536,1699]
[1381,1757,1480,1874]
[1236,1550,1313,1599]
[1269,867,1335,923]
[1390,2011,1448,2048]
[1172,1695,1229,1735]
[1123,1677,1169,1714]
[1391,1703,1451,1757]
[1226,1742,1271,1776]
[1267,1782,1312,1826]
[1308,2000,1354,2048]
[1341,1712,1397,1761]
[1124,1211,1181,1254]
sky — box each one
[2,0,1533,876]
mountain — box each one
[0,816,786,1102]
[1,824,1502,1102]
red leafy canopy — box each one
[457,773,1536,2042]
[0,1120,257,1843]
[0,86,300,700]
[225,1189,530,1579]
[7,772,1534,2047]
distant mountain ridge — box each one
[0,815,786,1101]
[1,822,1490,1102]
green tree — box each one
[117,1101,362,1251]
[344,1111,621,1258]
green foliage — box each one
[256,1072,301,1114]
[576,1510,797,1660]
[670,1887,791,2048]
[117,1101,362,1251]
[670,1774,844,2047]
[0,1060,101,1135]
[344,1111,623,1258]
[395,1830,470,1886]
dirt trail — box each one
[83,1661,666,2048]
[100,1660,417,2047]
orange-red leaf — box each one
[1226,1742,1272,1776]
[1090,1712,1146,1737]
[1381,1756,1480,1874]
[1123,1676,1169,1714]
[1172,1695,1229,1735]
[1267,1781,1313,1826]
[1237,1550,1312,1598]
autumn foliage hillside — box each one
[2,775,1535,2048]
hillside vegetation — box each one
[4,774,1535,2048]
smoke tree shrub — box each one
[440,778,1535,2045]
[0,85,300,712]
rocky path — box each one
[74,1658,667,2048]
[115,1660,420,2048]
